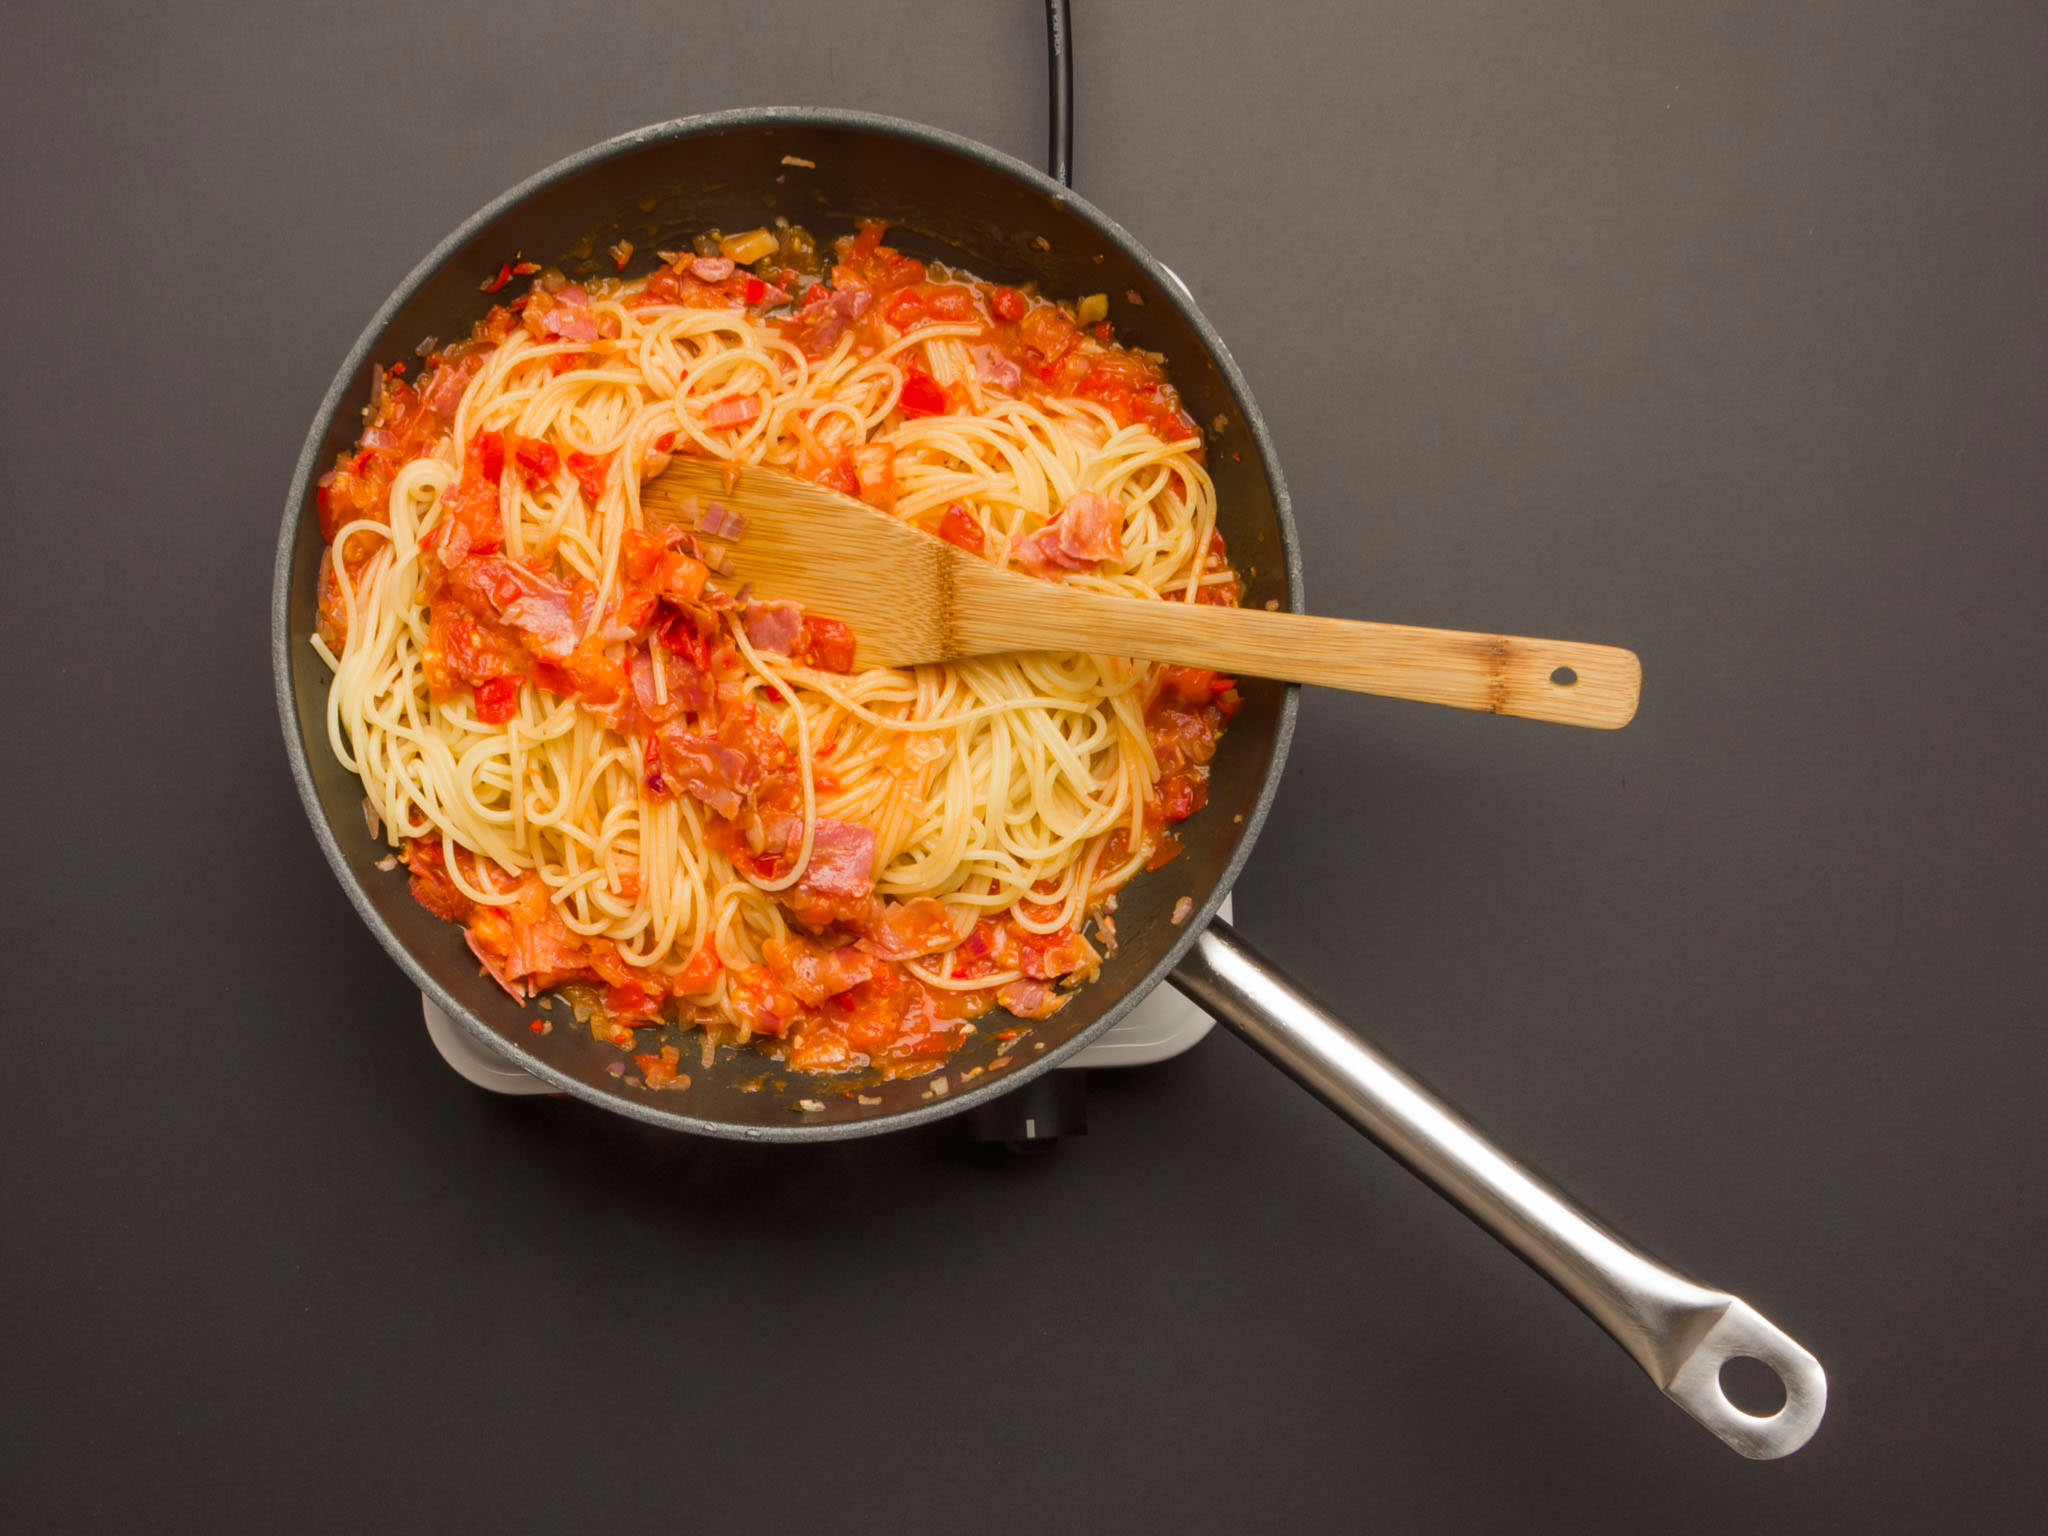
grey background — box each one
[5,1,2043,1530]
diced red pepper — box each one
[481,262,513,293]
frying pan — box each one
[272,107,1825,1458]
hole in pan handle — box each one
[1168,919,1828,1459]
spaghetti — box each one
[314,222,1242,1082]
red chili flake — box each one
[527,1018,551,1035]
[481,262,514,293]
[610,238,635,270]
[763,686,785,704]
[511,260,540,276]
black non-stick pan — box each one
[272,107,1825,1457]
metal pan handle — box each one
[1169,919,1826,1458]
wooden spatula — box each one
[643,459,1641,728]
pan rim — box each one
[271,105,1302,1141]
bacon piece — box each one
[786,284,873,354]
[1013,490,1125,574]
[763,934,886,1006]
[466,929,528,1000]
[971,345,1022,392]
[704,395,762,429]
[651,725,755,817]
[727,964,802,1037]
[799,819,875,899]
[527,284,600,343]
[505,913,587,986]
[858,897,968,961]
[851,442,896,509]
[997,978,1066,1020]
[1017,926,1100,981]
[405,840,471,923]
[628,647,711,724]
[422,353,482,419]
[742,601,802,656]
[492,564,578,659]
[690,256,736,281]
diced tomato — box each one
[635,1045,689,1088]
[795,615,857,673]
[605,979,664,1020]
[657,551,709,603]
[620,528,664,583]
[474,675,521,724]
[564,450,611,502]
[728,965,802,1037]
[935,502,985,555]
[990,286,1026,322]
[743,277,766,303]
[1157,665,1221,709]
[897,368,947,418]
[672,946,722,995]
[846,222,885,263]
[884,289,924,327]
[1018,306,1080,370]
[512,435,559,487]
[925,287,976,322]
[1159,770,1207,821]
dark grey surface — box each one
[4,1,2043,1530]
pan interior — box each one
[277,112,1297,1138]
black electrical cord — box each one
[1045,0,1073,187]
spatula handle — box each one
[955,591,1641,728]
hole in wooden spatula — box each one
[1719,1354,1789,1417]
[1550,666,1578,687]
